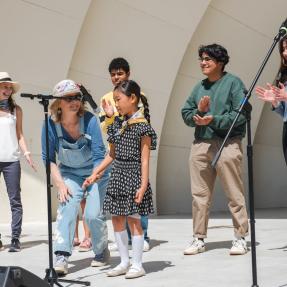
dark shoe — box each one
[8,238,21,252]
[0,239,4,251]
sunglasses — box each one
[61,95,83,102]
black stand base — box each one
[45,268,91,286]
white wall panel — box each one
[0,0,91,223]
[69,0,211,213]
[157,0,287,214]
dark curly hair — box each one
[108,57,130,74]
[198,44,230,70]
[114,80,150,123]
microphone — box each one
[79,85,100,113]
[279,18,287,37]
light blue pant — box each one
[54,172,109,255]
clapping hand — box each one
[255,83,276,102]
[102,99,114,117]
[271,82,287,101]
[198,96,210,113]
[193,114,213,126]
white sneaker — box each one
[0,239,4,251]
[54,255,68,275]
[108,242,118,252]
[143,240,150,252]
[183,238,205,255]
[91,248,110,267]
[230,238,248,255]
[125,266,145,279]
[107,264,129,277]
[108,241,132,252]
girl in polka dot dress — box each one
[83,80,156,279]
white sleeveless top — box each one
[0,111,20,162]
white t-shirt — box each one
[0,111,20,162]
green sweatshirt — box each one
[181,72,246,140]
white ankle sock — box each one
[131,234,144,270]
[114,230,129,268]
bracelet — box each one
[24,151,31,156]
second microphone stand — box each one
[211,31,285,287]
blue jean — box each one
[0,161,22,239]
[127,215,149,243]
[54,172,109,255]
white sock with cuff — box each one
[114,230,130,268]
[131,234,144,270]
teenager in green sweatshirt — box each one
[182,44,249,256]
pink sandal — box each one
[73,238,80,247]
[78,238,92,252]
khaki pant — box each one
[189,137,248,239]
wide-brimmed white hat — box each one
[0,72,20,94]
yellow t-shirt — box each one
[99,91,120,136]
[99,90,145,136]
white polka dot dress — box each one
[103,118,157,216]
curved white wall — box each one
[68,0,211,212]
[157,0,287,214]
[0,0,91,223]
[1,0,287,223]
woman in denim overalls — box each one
[41,79,110,275]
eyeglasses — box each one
[198,56,214,62]
[61,95,83,102]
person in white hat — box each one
[41,79,110,275]
[0,72,36,252]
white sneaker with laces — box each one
[54,254,68,275]
[91,248,110,267]
[108,241,132,252]
[108,242,118,252]
[183,238,205,255]
[230,238,248,255]
[143,240,150,252]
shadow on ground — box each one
[1,239,48,250]
[149,239,168,249]
[204,240,259,252]
[268,244,287,251]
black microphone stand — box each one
[20,94,90,287]
[211,29,286,287]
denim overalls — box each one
[53,116,108,256]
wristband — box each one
[24,151,31,156]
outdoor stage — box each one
[0,209,286,287]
